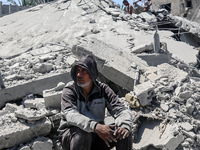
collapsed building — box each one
[0,0,200,149]
[152,0,200,23]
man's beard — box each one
[77,79,92,88]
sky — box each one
[1,0,125,5]
[1,0,11,5]
[1,0,138,7]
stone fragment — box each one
[15,108,47,121]
[43,82,65,109]
[157,63,188,84]
[160,103,169,112]
[182,130,196,139]
[39,54,55,63]
[168,108,177,119]
[33,63,53,73]
[31,137,53,150]
[186,103,195,115]
[134,81,154,106]
[133,119,184,150]
[131,42,153,53]
[24,98,45,109]
[0,117,51,149]
[180,122,193,131]
[66,55,76,66]
[20,146,31,150]
[3,103,22,113]
[179,91,193,99]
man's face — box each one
[123,1,128,6]
[76,66,93,88]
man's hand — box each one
[94,124,117,147]
[113,127,130,140]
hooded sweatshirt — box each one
[58,54,133,134]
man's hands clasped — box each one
[94,123,130,147]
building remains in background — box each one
[0,1,29,16]
[152,0,200,23]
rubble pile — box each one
[0,0,200,149]
[126,63,200,149]
[0,49,76,88]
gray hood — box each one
[71,54,98,84]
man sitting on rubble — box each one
[123,0,133,15]
[58,54,133,150]
[133,0,152,14]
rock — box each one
[31,137,53,150]
[15,108,47,121]
[33,63,53,74]
[180,122,193,131]
[134,81,154,106]
[24,98,45,109]
[0,117,51,149]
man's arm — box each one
[133,0,140,5]
[101,83,133,131]
[147,0,152,9]
[129,5,133,14]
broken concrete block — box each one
[43,90,62,109]
[196,134,200,143]
[134,81,154,106]
[180,122,193,131]
[157,63,188,84]
[24,98,45,109]
[160,103,169,112]
[179,91,193,99]
[33,63,53,73]
[131,42,153,53]
[31,137,53,150]
[168,108,177,119]
[137,53,172,66]
[133,118,184,150]
[20,146,31,150]
[15,108,47,121]
[3,103,22,113]
[0,117,51,149]
[0,72,71,108]
[104,8,120,15]
[153,30,160,53]
[175,86,182,96]
[43,82,64,109]
[66,55,76,66]
[0,110,9,117]
[39,54,55,63]
[182,130,196,139]
[186,103,195,115]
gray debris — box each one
[0,0,200,149]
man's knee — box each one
[61,127,92,150]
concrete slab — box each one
[133,119,184,150]
[72,38,149,91]
[0,72,71,108]
[137,53,172,66]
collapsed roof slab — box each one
[133,118,184,150]
[0,72,71,108]
[137,53,172,66]
[72,38,149,91]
